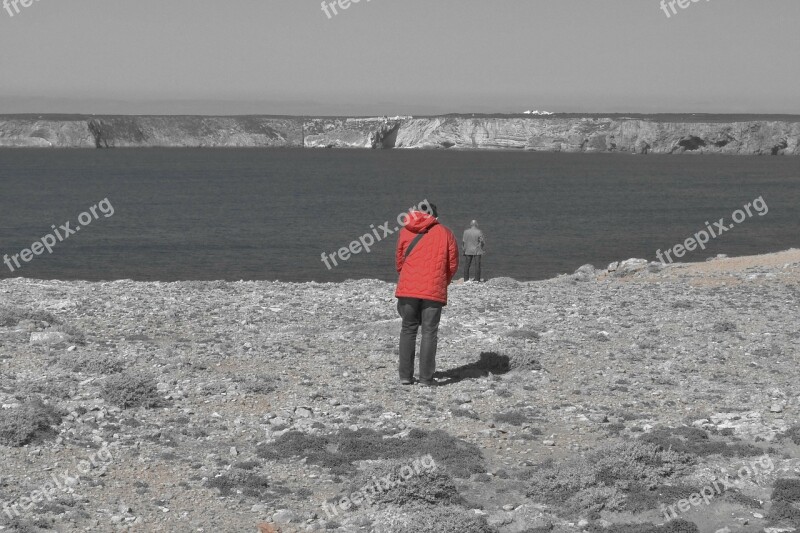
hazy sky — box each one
[0,0,798,115]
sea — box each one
[0,148,797,282]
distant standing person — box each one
[462,220,485,282]
[395,203,459,387]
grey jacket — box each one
[462,227,485,256]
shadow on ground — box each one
[434,351,510,386]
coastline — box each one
[1,249,798,531]
[0,114,799,154]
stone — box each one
[272,509,297,523]
[29,331,69,345]
[614,258,649,277]
[295,407,313,418]
[572,264,598,282]
[487,511,513,526]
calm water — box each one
[0,148,797,282]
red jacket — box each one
[395,211,459,305]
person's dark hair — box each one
[427,203,438,218]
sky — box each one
[0,0,798,115]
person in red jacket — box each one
[395,203,459,387]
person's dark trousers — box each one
[463,254,482,281]
[397,297,443,383]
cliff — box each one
[392,116,799,155]
[0,115,302,148]
[303,118,402,149]
[1,114,799,154]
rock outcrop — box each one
[0,117,96,147]
[1,115,798,154]
[0,115,302,148]
[303,118,402,149]
[392,117,800,155]
[85,116,302,148]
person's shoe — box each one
[418,380,438,387]
[400,378,414,385]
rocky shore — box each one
[0,250,799,533]
[1,115,799,154]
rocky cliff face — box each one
[303,118,402,149]
[0,118,96,147]
[391,117,800,155]
[1,115,798,154]
[85,116,302,148]
[0,116,302,148]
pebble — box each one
[295,407,313,418]
[271,509,297,523]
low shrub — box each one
[778,425,800,445]
[640,426,764,457]
[60,352,123,374]
[451,408,479,420]
[767,500,800,522]
[0,397,62,447]
[207,470,271,498]
[257,428,485,478]
[526,440,694,516]
[493,410,532,426]
[101,372,162,409]
[344,457,463,508]
[225,372,279,395]
[0,306,57,328]
[587,519,699,533]
[772,478,800,503]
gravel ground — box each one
[0,250,799,533]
